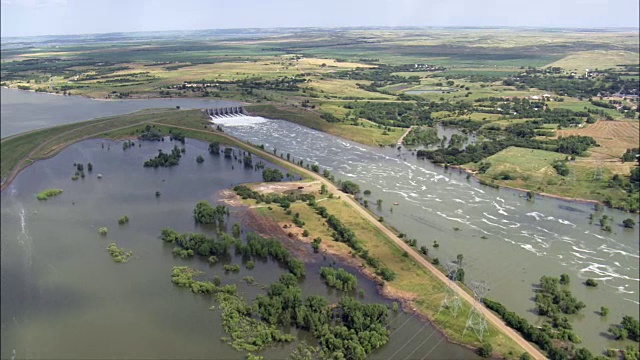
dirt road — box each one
[397,126,414,145]
[158,123,546,359]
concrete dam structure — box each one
[205,106,245,117]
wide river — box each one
[1,89,638,355]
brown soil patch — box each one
[250,180,321,194]
[218,189,245,207]
[556,120,639,160]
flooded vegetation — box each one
[0,137,476,359]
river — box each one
[0,137,476,359]
[213,115,640,353]
[2,89,638,354]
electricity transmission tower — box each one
[593,160,603,181]
[463,281,490,342]
[438,260,463,318]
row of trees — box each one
[234,184,315,208]
[483,298,593,360]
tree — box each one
[196,155,205,163]
[87,162,93,172]
[262,168,284,182]
[419,246,428,256]
[623,218,636,228]
[208,142,220,154]
[585,278,598,287]
[340,181,360,195]
[320,184,328,195]
[376,199,383,207]
[311,164,320,173]
[456,253,464,267]
[193,200,228,224]
[600,306,609,316]
[477,342,492,358]
[560,273,570,285]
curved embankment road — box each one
[151,123,547,360]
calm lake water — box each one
[0,138,476,359]
[1,88,238,138]
[215,115,640,353]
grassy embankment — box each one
[243,192,526,358]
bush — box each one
[98,227,108,236]
[340,180,360,195]
[477,342,492,358]
[224,264,240,273]
[623,218,636,228]
[118,216,129,225]
[196,155,205,163]
[262,168,284,182]
[245,261,255,270]
[585,278,598,287]
[36,189,63,200]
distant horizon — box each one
[2,24,639,41]
[2,0,639,38]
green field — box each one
[465,147,635,208]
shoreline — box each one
[453,165,607,207]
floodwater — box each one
[1,88,239,138]
[0,138,477,359]
[215,115,640,353]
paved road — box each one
[157,123,547,360]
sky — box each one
[1,0,638,37]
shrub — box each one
[245,261,255,270]
[98,227,108,236]
[224,264,240,273]
[36,189,63,200]
[118,216,129,225]
[623,218,636,229]
[477,342,492,358]
[196,155,205,163]
[585,278,598,287]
